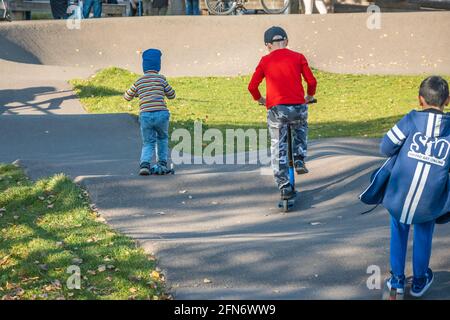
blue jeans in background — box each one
[390,217,435,279]
[185,0,200,15]
[83,0,102,18]
[139,111,170,165]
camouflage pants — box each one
[268,104,308,189]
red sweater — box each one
[248,48,317,109]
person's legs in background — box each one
[185,0,193,15]
[302,0,327,14]
[158,5,168,15]
[192,0,200,14]
[83,0,94,17]
[314,0,327,14]
[302,0,313,14]
[92,0,102,17]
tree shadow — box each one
[0,87,78,115]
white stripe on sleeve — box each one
[392,125,406,141]
[387,130,401,145]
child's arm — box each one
[380,113,411,157]
[299,54,317,100]
[124,83,137,101]
[163,80,176,100]
[248,61,265,104]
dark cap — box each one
[264,26,288,44]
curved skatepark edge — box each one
[0,13,449,299]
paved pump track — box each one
[0,13,449,299]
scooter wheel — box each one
[282,200,289,212]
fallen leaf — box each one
[151,271,160,280]
[129,287,137,293]
[0,255,11,266]
[98,265,106,272]
[72,258,83,265]
[106,265,115,270]
[38,196,45,201]
[87,270,96,275]
[0,208,6,213]
[47,204,54,209]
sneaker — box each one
[386,272,405,295]
[410,268,434,298]
[151,161,171,175]
[280,184,295,200]
[294,159,309,174]
[139,162,151,176]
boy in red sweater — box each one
[248,26,317,199]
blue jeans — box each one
[185,0,200,15]
[390,217,435,279]
[268,104,308,189]
[83,0,102,18]
[139,111,170,165]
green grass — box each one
[70,67,449,146]
[0,164,167,300]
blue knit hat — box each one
[142,48,162,73]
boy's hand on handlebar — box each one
[258,97,266,106]
[305,95,315,103]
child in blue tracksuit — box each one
[379,76,450,297]
[124,49,176,175]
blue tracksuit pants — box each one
[390,216,435,278]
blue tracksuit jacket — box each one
[380,109,450,224]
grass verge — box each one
[0,164,167,300]
[70,67,449,149]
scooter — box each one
[278,98,317,212]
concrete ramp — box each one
[1,13,449,76]
[1,13,449,300]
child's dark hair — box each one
[419,76,449,107]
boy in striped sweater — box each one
[124,48,176,175]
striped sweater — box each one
[124,71,176,113]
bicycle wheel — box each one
[205,0,237,15]
[260,0,290,14]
